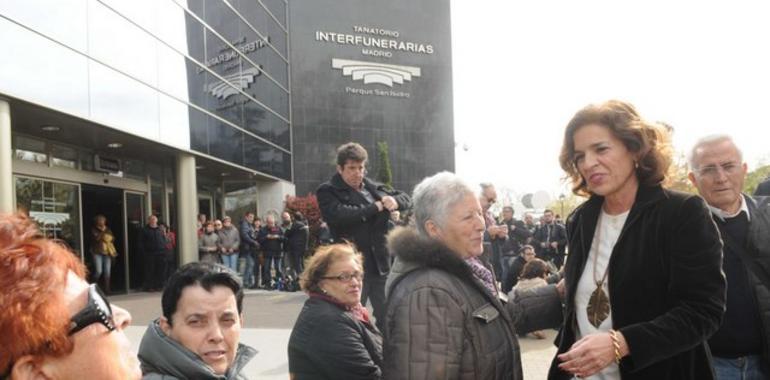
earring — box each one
[634,161,639,169]
[321,288,328,294]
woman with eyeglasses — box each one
[543,100,725,379]
[288,243,382,380]
[0,213,141,379]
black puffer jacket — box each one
[288,296,383,380]
[383,227,561,380]
[284,221,309,257]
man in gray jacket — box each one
[138,262,256,379]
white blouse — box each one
[574,209,629,380]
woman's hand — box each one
[557,331,628,377]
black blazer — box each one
[549,185,726,380]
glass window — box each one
[13,135,48,164]
[123,159,147,181]
[157,43,190,101]
[15,177,82,253]
[260,0,287,29]
[241,60,289,117]
[159,94,191,149]
[88,0,159,88]
[89,61,160,140]
[0,0,88,53]
[189,105,209,154]
[51,144,78,169]
[209,119,243,164]
[224,182,257,223]
[243,135,291,181]
[0,19,90,118]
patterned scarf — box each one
[309,292,372,325]
[465,257,498,297]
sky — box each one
[451,0,770,203]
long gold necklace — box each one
[586,213,611,328]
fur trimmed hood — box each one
[386,226,484,298]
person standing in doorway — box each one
[137,214,167,292]
[90,214,117,294]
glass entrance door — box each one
[15,176,82,256]
[124,192,146,291]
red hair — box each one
[0,213,86,374]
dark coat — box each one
[316,173,411,275]
[548,185,726,380]
[284,221,309,257]
[383,227,562,380]
[532,222,567,258]
[258,225,284,257]
[754,178,770,196]
[710,195,770,366]
[138,225,166,255]
[239,218,259,256]
[288,297,383,380]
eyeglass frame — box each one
[695,161,742,179]
[68,283,116,336]
[321,272,364,283]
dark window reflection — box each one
[184,10,205,63]
[189,106,209,153]
[260,0,287,30]
[209,119,243,164]
[244,136,291,181]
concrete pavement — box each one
[115,290,557,379]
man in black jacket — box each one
[532,209,567,269]
[689,134,770,379]
[138,214,167,292]
[316,142,411,330]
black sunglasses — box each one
[68,284,116,336]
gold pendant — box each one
[586,286,610,328]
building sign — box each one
[315,25,433,98]
[94,155,121,173]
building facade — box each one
[0,0,453,292]
[289,0,454,195]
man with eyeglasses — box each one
[138,262,256,379]
[0,213,141,379]
[688,134,770,380]
[316,142,412,331]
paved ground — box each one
[115,290,558,379]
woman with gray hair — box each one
[383,172,559,380]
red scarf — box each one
[309,292,372,325]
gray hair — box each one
[688,134,744,170]
[412,172,476,236]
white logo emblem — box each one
[332,58,421,87]
[207,66,262,100]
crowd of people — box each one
[2,100,770,379]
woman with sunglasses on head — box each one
[288,244,382,380]
[0,213,141,379]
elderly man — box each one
[688,134,770,379]
[316,142,411,330]
[0,213,141,379]
[138,262,256,379]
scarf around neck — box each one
[309,292,372,325]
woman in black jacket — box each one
[288,244,382,380]
[547,100,725,379]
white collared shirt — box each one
[708,194,750,222]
